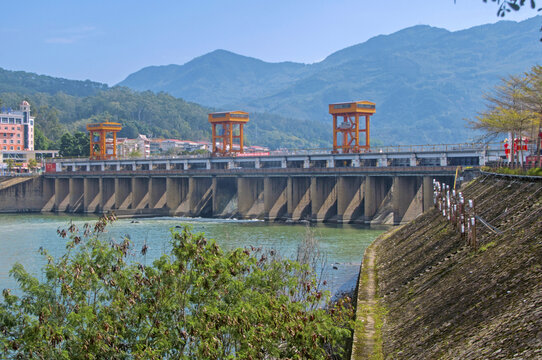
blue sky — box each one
[0,0,538,85]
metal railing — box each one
[43,166,460,177]
[46,142,503,164]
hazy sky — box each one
[0,0,538,85]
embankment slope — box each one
[373,174,541,359]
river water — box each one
[0,214,387,297]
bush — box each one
[0,215,353,359]
[527,167,542,176]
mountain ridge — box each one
[118,16,542,144]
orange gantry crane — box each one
[208,111,249,156]
[329,100,375,153]
[86,121,122,160]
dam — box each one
[0,144,500,224]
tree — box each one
[58,131,90,158]
[128,149,142,158]
[34,127,51,150]
[482,0,540,16]
[520,65,542,166]
[469,66,540,166]
[5,159,14,173]
[27,158,38,173]
[481,0,542,40]
[0,216,353,359]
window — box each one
[10,146,13,150]
[2,146,5,150]
[17,134,20,137]
[333,103,353,109]
[3,140,5,143]
[17,140,20,144]
[230,113,249,119]
[10,140,13,144]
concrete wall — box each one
[0,174,448,223]
[0,177,49,212]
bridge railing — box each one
[43,165,460,177]
[46,142,504,163]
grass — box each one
[479,241,497,252]
[481,166,542,176]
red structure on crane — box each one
[208,111,249,156]
[329,101,375,153]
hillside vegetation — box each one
[120,16,542,145]
[371,174,541,359]
[0,69,328,149]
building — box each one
[115,134,151,157]
[0,101,35,151]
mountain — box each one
[119,16,542,145]
[120,50,310,106]
[0,68,108,97]
[0,70,328,149]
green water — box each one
[0,214,387,296]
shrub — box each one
[0,215,353,359]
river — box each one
[0,214,387,297]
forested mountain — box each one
[0,81,328,150]
[119,16,542,145]
[1,17,540,150]
[0,68,107,97]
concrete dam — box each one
[0,145,498,223]
[1,167,459,225]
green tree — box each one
[27,158,38,173]
[469,66,540,166]
[520,65,542,165]
[34,127,51,150]
[482,0,540,17]
[59,131,90,157]
[5,159,14,173]
[0,216,353,359]
[480,0,542,40]
[34,106,65,143]
[128,149,142,158]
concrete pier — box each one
[55,178,70,212]
[189,177,212,217]
[238,177,264,219]
[213,177,237,217]
[115,178,132,211]
[337,176,364,223]
[166,177,189,215]
[288,177,311,221]
[264,177,288,221]
[101,178,115,212]
[311,177,337,222]
[84,178,100,213]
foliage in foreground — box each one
[0,215,353,359]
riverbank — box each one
[354,174,542,359]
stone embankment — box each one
[353,173,542,359]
